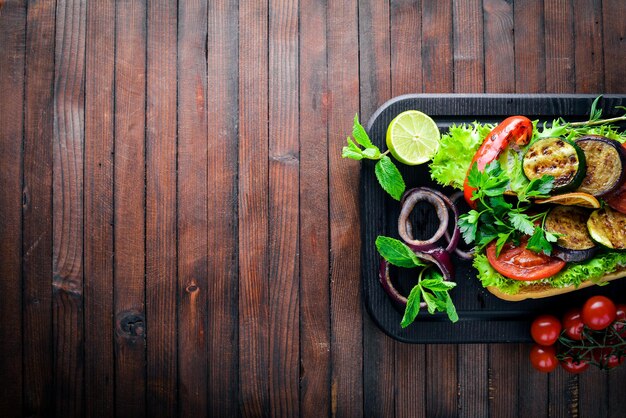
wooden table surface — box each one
[1,0,626,417]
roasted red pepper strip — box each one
[463,115,533,207]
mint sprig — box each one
[342,114,406,200]
[375,236,458,327]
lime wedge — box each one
[386,110,440,165]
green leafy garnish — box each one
[342,114,406,200]
[375,236,458,327]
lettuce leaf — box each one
[474,251,626,295]
[429,122,493,189]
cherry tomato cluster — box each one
[529,296,626,373]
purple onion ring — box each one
[398,188,449,249]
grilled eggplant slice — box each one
[575,135,626,196]
[523,137,586,193]
[545,205,597,262]
[587,206,626,250]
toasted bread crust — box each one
[486,265,626,301]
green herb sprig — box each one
[375,236,458,327]
[458,161,558,256]
[342,115,406,200]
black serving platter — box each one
[361,94,626,343]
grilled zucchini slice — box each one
[523,137,586,193]
[587,206,626,250]
[575,135,626,197]
[545,205,597,262]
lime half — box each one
[386,110,440,165]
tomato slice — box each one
[486,239,566,281]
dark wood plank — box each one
[389,3,426,417]
[545,0,575,92]
[0,1,25,415]
[53,0,86,415]
[484,0,514,92]
[488,344,520,416]
[608,363,626,417]
[602,0,626,93]
[518,344,548,417]
[422,0,453,92]
[453,0,483,92]
[550,369,579,417]
[390,0,422,95]
[514,0,546,92]
[22,0,55,415]
[327,0,363,416]
[207,1,239,415]
[579,368,608,417]
[422,2,458,416]
[84,0,115,415]
[573,0,604,92]
[358,0,394,416]
[299,0,331,416]
[268,0,300,415]
[238,0,269,415]
[114,0,147,415]
[146,1,178,416]
[177,0,208,415]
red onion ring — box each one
[398,188,449,249]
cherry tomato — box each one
[593,348,625,369]
[611,304,626,336]
[486,239,566,281]
[463,116,533,208]
[530,344,559,373]
[531,315,561,346]
[560,357,589,374]
[582,296,617,331]
[562,309,584,341]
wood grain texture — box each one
[573,0,604,92]
[514,0,546,92]
[453,0,484,92]
[268,0,300,415]
[0,1,25,416]
[22,0,55,415]
[484,0,514,92]
[84,0,115,415]
[518,345,548,417]
[488,344,521,417]
[545,0,576,92]
[328,0,363,416]
[207,0,239,415]
[53,0,86,415]
[358,0,394,416]
[177,0,208,415]
[114,0,147,415]
[602,0,626,92]
[238,0,269,415]
[299,0,331,416]
[422,0,453,92]
[146,1,178,416]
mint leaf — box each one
[375,236,423,268]
[400,285,422,328]
[444,292,459,322]
[353,114,377,150]
[342,146,363,160]
[375,156,406,200]
[362,147,381,159]
[421,291,437,314]
[421,278,456,291]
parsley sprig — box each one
[375,236,458,327]
[342,115,406,200]
[458,161,559,256]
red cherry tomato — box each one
[563,309,584,341]
[611,304,626,336]
[582,296,617,331]
[485,239,566,281]
[530,344,559,373]
[593,348,625,369]
[531,315,561,346]
[560,357,589,374]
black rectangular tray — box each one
[361,94,626,343]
